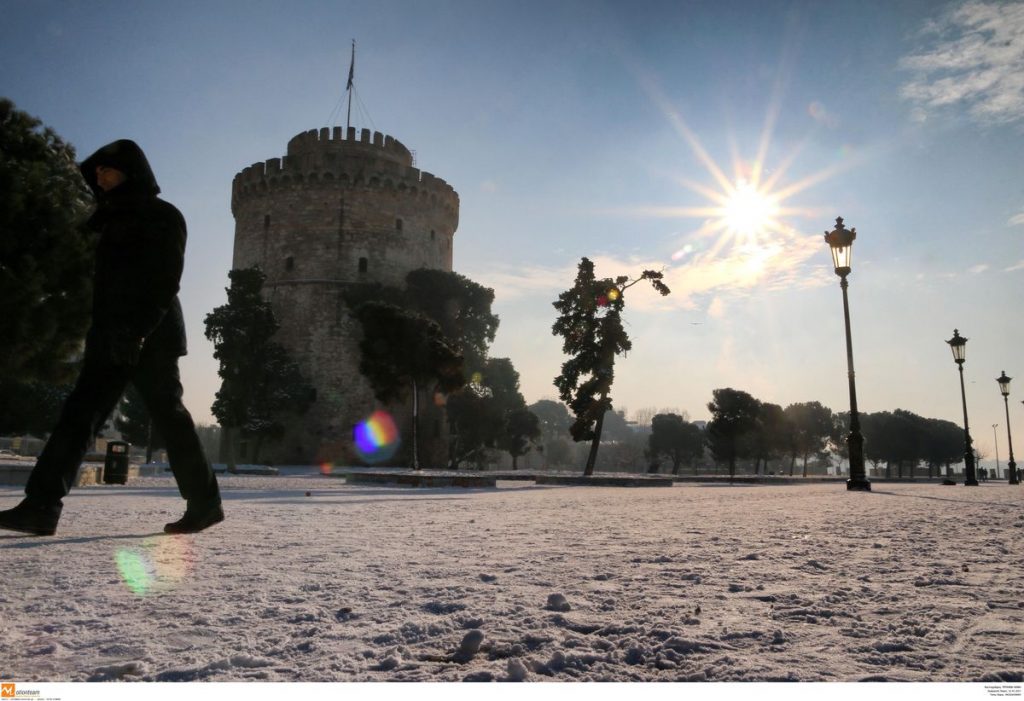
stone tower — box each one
[230,126,459,465]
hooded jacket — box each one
[79,139,187,359]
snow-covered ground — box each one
[1,475,1022,684]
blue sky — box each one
[3,0,1023,469]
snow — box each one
[1,476,1022,685]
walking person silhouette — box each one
[0,140,222,536]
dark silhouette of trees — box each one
[205,268,316,467]
[922,417,963,480]
[404,269,498,373]
[345,269,504,468]
[706,388,760,479]
[783,401,835,477]
[747,401,786,475]
[351,300,464,469]
[446,357,535,469]
[648,413,704,474]
[0,99,94,387]
[552,257,669,475]
[0,100,94,435]
[500,407,541,470]
[0,380,72,437]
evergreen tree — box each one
[706,388,760,479]
[0,99,94,386]
[446,357,528,469]
[204,268,316,467]
[351,301,464,468]
[551,257,669,475]
[404,268,498,373]
[0,379,72,437]
[648,413,704,474]
[500,407,541,470]
[783,401,835,476]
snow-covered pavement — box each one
[1,476,1021,683]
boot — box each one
[164,501,223,534]
[0,499,62,536]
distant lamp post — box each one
[824,217,869,491]
[996,372,1018,485]
[946,329,978,486]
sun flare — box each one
[722,179,780,238]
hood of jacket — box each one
[79,139,161,200]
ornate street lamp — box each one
[824,217,869,491]
[946,329,978,486]
[996,372,1019,485]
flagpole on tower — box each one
[346,39,355,132]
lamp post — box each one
[996,372,1018,485]
[824,217,869,491]
[946,329,978,486]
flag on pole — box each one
[346,40,355,90]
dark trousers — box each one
[25,352,220,508]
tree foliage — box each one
[344,269,501,467]
[648,413,704,474]
[351,300,464,468]
[404,268,498,373]
[0,378,72,437]
[745,401,787,475]
[204,268,316,464]
[0,99,94,385]
[783,401,835,476]
[706,388,760,478]
[500,407,541,470]
[552,257,670,475]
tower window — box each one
[395,218,403,231]
[285,256,294,271]
[430,229,436,240]
[264,214,271,230]
[358,257,368,274]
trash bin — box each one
[103,441,131,485]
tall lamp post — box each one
[824,217,870,491]
[946,329,978,486]
[996,372,1018,485]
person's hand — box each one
[108,330,143,367]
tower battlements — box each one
[231,127,458,217]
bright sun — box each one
[721,179,780,238]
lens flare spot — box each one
[115,536,195,596]
[607,288,620,302]
[320,462,334,475]
[353,410,400,464]
[470,372,483,384]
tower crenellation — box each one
[231,128,458,219]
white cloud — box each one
[1005,259,1024,271]
[968,263,990,274]
[900,1,1024,125]
[1009,211,1024,226]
